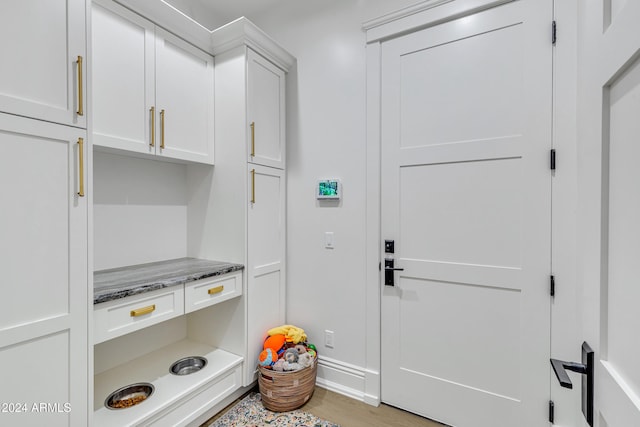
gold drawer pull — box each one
[208,286,224,295]
[160,109,165,149]
[251,169,256,204]
[130,304,155,317]
[76,56,83,116]
[77,137,85,197]
[250,121,255,157]
[150,106,155,147]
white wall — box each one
[93,151,189,270]
[247,0,416,390]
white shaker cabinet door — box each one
[246,165,286,383]
[0,0,87,128]
[155,28,214,165]
[247,49,286,169]
[92,0,155,155]
[0,113,88,426]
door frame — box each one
[548,1,582,426]
[363,1,581,424]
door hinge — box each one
[379,261,381,271]
[550,149,556,170]
[549,400,555,423]
[552,20,557,45]
[550,275,555,297]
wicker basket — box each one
[258,357,318,412]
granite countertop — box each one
[94,257,244,304]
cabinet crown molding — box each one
[111,0,294,72]
[211,17,295,72]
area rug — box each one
[210,392,340,427]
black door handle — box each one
[384,259,403,286]
[550,341,594,426]
[550,359,587,388]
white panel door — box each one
[246,164,285,383]
[92,0,155,154]
[0,0,86,128]
[0,113,88,426]
[156,28,214,164]
[247,49,286,169]
[576,1,640,426]
[380,2,552,426]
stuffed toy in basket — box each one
[256,325,318,412]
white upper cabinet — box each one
[0,0,87,128]
[92,0,214,164]
[247,49,286,169]
[155,27,214,164]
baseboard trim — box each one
[315,356,380,405]
[316,377,364,401]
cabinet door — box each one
[155,28,214,164]
[247,49,286,169]
[0,0,86,128]
[0,113,88,426]
[246,165,286,384]
[92,0,155,155]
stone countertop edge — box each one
[94,257,244,305]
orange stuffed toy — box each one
[263,334,287,356]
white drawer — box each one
[94,286,184,344]
[184,272,242,314]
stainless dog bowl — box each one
[169,356,208,376]
[105,383,154,410]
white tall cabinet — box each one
[92,0,214,164]
[0,1,89,426]
[208,24,293,384]
[245,36,288,384]
[0,114,88,426]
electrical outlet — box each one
[325,330,334,348]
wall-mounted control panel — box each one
[317,179,341,200]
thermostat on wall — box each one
[317,179,341,200]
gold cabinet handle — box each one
[150,107,155,147]
[251,169,255,204]
[160,109,165,149]
[77,137,85,197]
[130,304,155,317]
[76,56,83,116]
[250,121,255,157]
[208,285,224,295]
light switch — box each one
[325,330,334,348]
[325,232,334,249]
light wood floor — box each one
[201,386,446,426]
